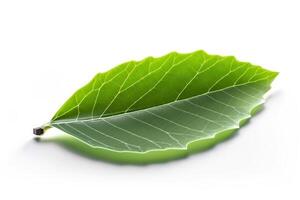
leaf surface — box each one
[48,50,278,154]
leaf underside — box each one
[50,50,278,155]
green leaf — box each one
[40,50,278,160]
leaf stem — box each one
[33,123,51,136]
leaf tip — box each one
[270,70,280,80]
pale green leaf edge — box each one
[45,101,267,164]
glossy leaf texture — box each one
[50,50,278,154]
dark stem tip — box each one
[33,127,44,135]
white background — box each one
[0,0,299,199]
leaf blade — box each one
[50,50,278,154]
